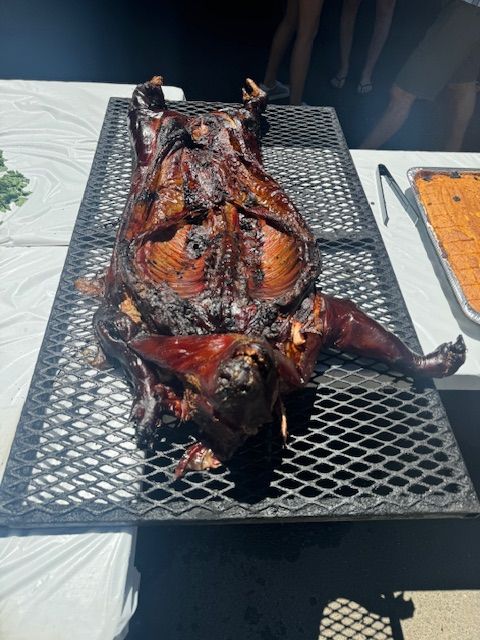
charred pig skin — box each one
[88,76,466,475]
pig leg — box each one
[93,305,183,445]
[321,294,466,378]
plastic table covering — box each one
[0,79,184,640]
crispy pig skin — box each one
[91,77,466,473]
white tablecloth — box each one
[0,80,183,246]
[0,79,184,640]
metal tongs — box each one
[376,164,419,226]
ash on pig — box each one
[81,76,466,477]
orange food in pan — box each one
[414,172,480,314]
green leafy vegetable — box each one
[0,150,30,213]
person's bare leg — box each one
[289,0,325,104]
[359,83,415,148]
[332,0,362,88]
[358,0,396,93]
[444,81,478,151]
[263,0,298,88]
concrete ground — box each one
[320,590,480,639]
[127,519,480,640]
[400,590,480,640]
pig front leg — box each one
[128,75,188,168]
[93,305,183,446]
[128,76,166,166]
[322,294,466,378]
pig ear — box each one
[129,333,243,383]
[273,348,304,388]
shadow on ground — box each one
[127,392,480,640]
[126,517,479,640]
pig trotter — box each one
[242,78,267,116]
[175,443,223,478]
[413,335,466,378]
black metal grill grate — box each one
[0,99,477,527]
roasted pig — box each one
[83,76,466,476]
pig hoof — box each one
[422,335,466,377]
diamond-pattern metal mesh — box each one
[320,597,394,640]
[0,99,477,527]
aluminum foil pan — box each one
[407,167,480,326]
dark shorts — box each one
[396,0,480,100]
